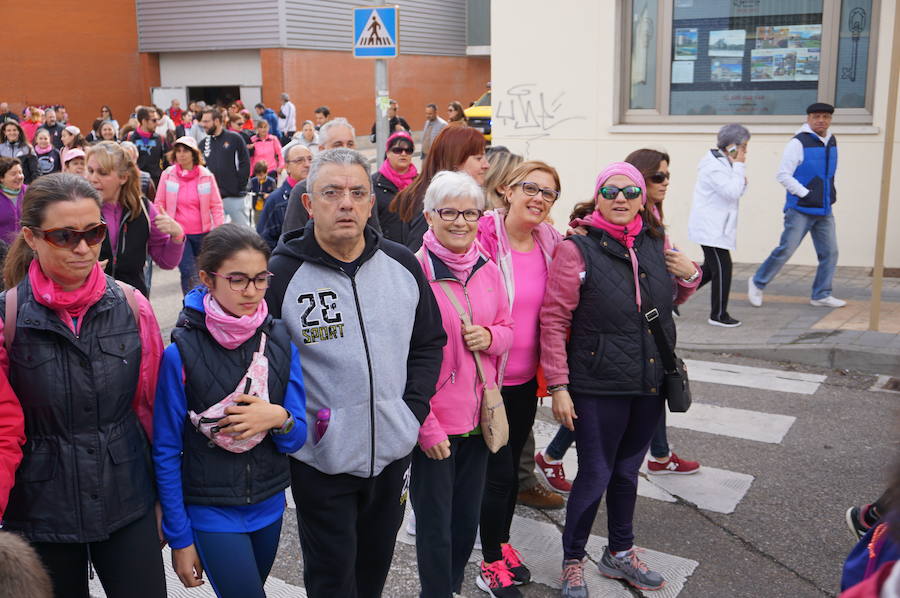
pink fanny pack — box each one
[189,334,271,453]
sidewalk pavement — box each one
[676,262,900,376]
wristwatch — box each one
[682,269,700,283]
[547,384,569,393]
[271,411,295,435]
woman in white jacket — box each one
[688,124,750,327]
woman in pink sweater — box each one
[474,160,563,596]
[249,120,284,178]
[154,136,224,294]
[412,170,513,598]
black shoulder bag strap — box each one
[644,306,677,373]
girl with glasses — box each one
[154,224,306,598]
[1,173,167,598]
[474,160,563,597]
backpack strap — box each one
[3,287,17,353]
[114,280,141,330]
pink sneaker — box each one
[500,543,531,585]
[647,452,700,475]
[535,452,573,493]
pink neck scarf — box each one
[379,160,418,192]
[286,175,299,188]
[29,260,108,333]
[203,293,268,350]
[34,145,53,155]
[422,229,480,281]
[176,164,200,180]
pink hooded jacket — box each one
[155,165,225,234]
[416,247,514,451]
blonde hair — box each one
[484,150,523,209]
[86,141,143,221]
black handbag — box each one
[644,307,692,413]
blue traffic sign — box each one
[353,6,399,58]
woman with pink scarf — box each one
[0,173,166,597]
[373,131,418,240]
[541,162,697,595]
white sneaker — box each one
[810,296,847,308]
[747,277,763,307]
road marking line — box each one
[667,403,796,444]
[397,506,698,597]
[685,359,826,395]
[641,462,755,514]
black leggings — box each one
[479,378,538,563]
[699,245,734,320]
[31,508,166,598]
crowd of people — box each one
[0,95,891,598]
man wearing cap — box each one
[61,147,86,177]
[748,102,845,308]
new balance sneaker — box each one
[535,452,573,494]
[501,543,532,585]
[810,296,847,308]
[708,315,742,327]
[517,483,565,510]
[597,547,665,591]
[748,277,763,307]
[846,506,871,541]
[476,560,522,597]
[560,558,589,598]
[646,452,700,475]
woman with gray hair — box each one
[688,123,750,327]
[412,170,514,598]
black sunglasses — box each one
[30,222,107,249]
[390,146,413,155]
[648,172,670,184]
[598,185,642,200]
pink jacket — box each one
[154,165,225,234]
[250,134,284,173]
[416,248,514,451]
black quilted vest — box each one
[171,308,292,506]
[99,197,151,296]
[566,227,675,398]
[0,277,153,543]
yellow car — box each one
[465,91,492,143]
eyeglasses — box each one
[315,187,370,203]
[433,208,483,222]
[516,181,560,203]
[209,271,274,292]
[598,185,642,201]
[29,222,107,249]
[648,172,670,184]
[389,146,413,155]
[286,157,312,164]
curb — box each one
[680,343,900,377]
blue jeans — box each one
[752,209,838,300]
[178,233,207,295]
[546,411,670,460]
[223,195,251,227]
[193,518,282,598]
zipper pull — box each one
[451,371,456,384]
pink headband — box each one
[594,162,647,205]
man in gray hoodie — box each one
[266,148,445,598]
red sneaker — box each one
[646,452,700,475]
[535,452,573,493]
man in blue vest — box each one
[748,102,845,308]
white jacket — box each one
[688,149,747,251]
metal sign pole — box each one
[374,0,388,166]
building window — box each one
[622,0,876,122]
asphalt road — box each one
[146,266,897,598]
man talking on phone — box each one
[748,102,844,308]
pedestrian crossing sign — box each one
[353,6,399,58]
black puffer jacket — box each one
[373,172,426,251]
[566,227,675,398]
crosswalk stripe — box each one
[667,403,796,444]
[685,359,826,395]
[89,546,308,598]
[397,506,698,597]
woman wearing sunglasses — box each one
[87,141,185,297]
[1,173,167,598]
[542,162,682,595]
[374,132,417,241]
[154,224,306,597]
[474,160,563,597]
[411,171,513,598]
[388,126,489,251]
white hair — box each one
[318,117,355,146]
[423,171,485,213]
